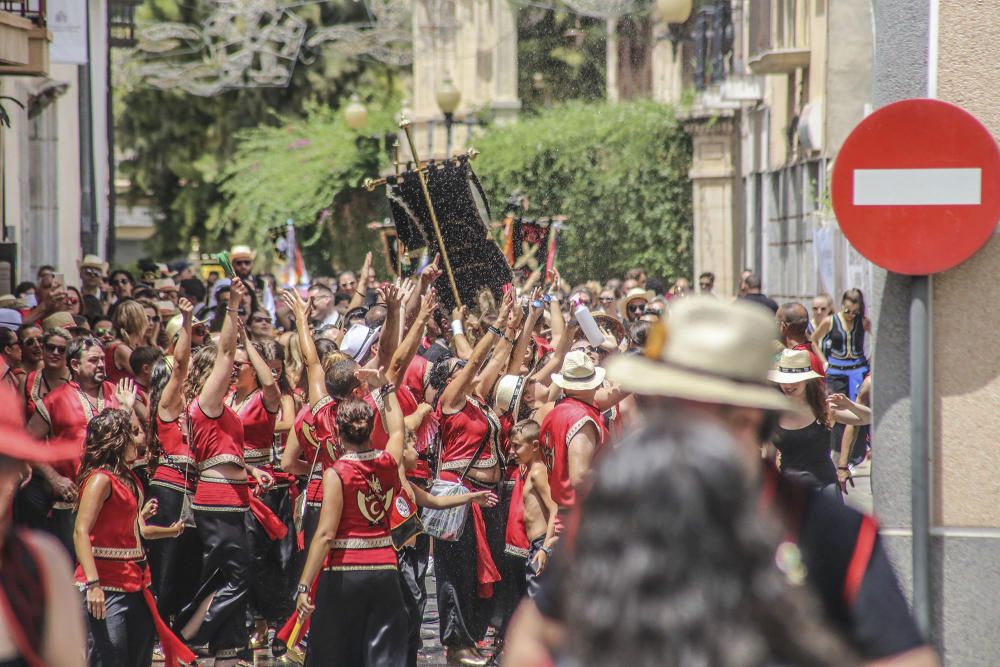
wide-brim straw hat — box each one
[154,278,178,293]
[592,312,626,344]
[605,296,793,412]
[620,287,655,319]
[41,311,75,331]
[78,254,109,275]
[494,374,527,417]
[230,245,257,262]
[768,349,823,383]
[552,349,606,391]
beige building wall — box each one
[52,62,82,279]
[931,2,1000,529]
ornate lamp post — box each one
[435,76,461,157]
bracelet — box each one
[451,320,465,336]
[540,546,553,556]
[381,382,396,395]
[837,466,851,471]
[487,325,504,338]
[85,579,101,590]
[226,307,239,313]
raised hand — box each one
[419,288,438,320]
[178,297,194,322]
[355,366,388,389]
[281,288,310,319]
[496,289,515,325]
[360,252,374,289]
[421,254,443,285]
[116,378,137,412]
[380,283,402,311]
[230,277,247,307]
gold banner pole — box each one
[398,117,462,308]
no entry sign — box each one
[832,99,1000,275]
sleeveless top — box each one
[42,381,119,480]
[189,399,249,510]
[103,343,134,384]
[73,471,147,592]
[827,312,866,362]
[292,397,340,504]
[540,396,608,511]
[0,531,47,667]
[150,414,196,493]
[773,420,838,487]
[324,449,401,570]
[228,389,277,467]
[365,385,419,451]
[438,396,502,474]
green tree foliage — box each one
[516,7,607,113]
[219,102,394,273]
[473,100,693,284]
[116,0,400,260]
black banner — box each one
[386,157,512,311]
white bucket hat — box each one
[605,296,792,412]
[341,324,382,363]
[768,349,823,384]
[552,350,606,391]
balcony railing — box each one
[692,0,734,91]
[747,0,810,74]
[0,0,45,27]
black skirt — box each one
[146,484,202,620]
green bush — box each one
[473,100,693,284]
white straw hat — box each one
[768,349,823,384]
[605,296,792,412]
[494,374,527,417]
[552,349,606,391]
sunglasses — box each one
[94,328,113,337]
[251,316,271,324]
[148,315,161,323]
[627,303,646,312]
[21,337,41,348]
[44,343,66,355]
[599,296,615,303]
[66,297,79,305]
[83,268,103,278]
[193,324,208,336]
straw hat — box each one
[41,311,75,332]
[552,350,606,391]
[78,254,109,275]
[620,287,655,319]
[154,277,178,293]
[605,297,792,412]
[494,374,527,417]
[591,312,626,345]
[0,294,24,310]
[165,314,209,342]
[230,245,257,262]
[768,349,823,384]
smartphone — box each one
[54,273,64,287]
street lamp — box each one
[435,76,461,157]
[656,0,693,23]
[344,93,368,131]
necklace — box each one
[227,389,256,414]
[76,385,105,421]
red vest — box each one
[292,397,340,504]
[504,465,530,558]
[73,471,147,592]
[365,384,419,450]
[229,389,277,467]
[438,396,502,474]
[403,355,430,403]
[188,399,249,509]
[324,449,401,570]
[43,381,119,479]
[150,414,195,492]
[540,397,608,512]
[23,370,45,422]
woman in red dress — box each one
[73,404,193,667]
[295,369,408,666]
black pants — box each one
[435,499,504,648]
[83,590,155,667]
[305,569,408,667]
[525,536,546,599]
[47,506,75,561]
[490,480,521,634]
[146,484,201,620]
[175,509,250,657]
[246,487,296,624]
[398,533,431,667]
[12,474,50,532]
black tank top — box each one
[774,421,837,486]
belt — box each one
[827,358,869,371]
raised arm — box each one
[239,322,281,413]
[347,252,374,312]
[388,288,437,386]
[382,374,406,466]
[282,289,326,407]
[532,323,578,386]
[451,305,474,360]
[160,298,194,420]
[374,284,401,372]
[440,291,514,413]
[811,315,833,345]
[199,277,241,416]
[508,288,545,376]
[476,301,522,399]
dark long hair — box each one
[565,414,857,667]
[842,288,866,318]
[77,409,138,501]
[146,358,173,465]
[805,378,832,428]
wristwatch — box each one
[293,583,309,602]
[539,546,553,557]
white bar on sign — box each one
[853,168,981,206]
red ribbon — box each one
[141,587,195,667]
[248,493,288,541]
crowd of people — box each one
[0,243,935,667]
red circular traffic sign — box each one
[832,99,1000,275]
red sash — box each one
[439,470,501,598]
